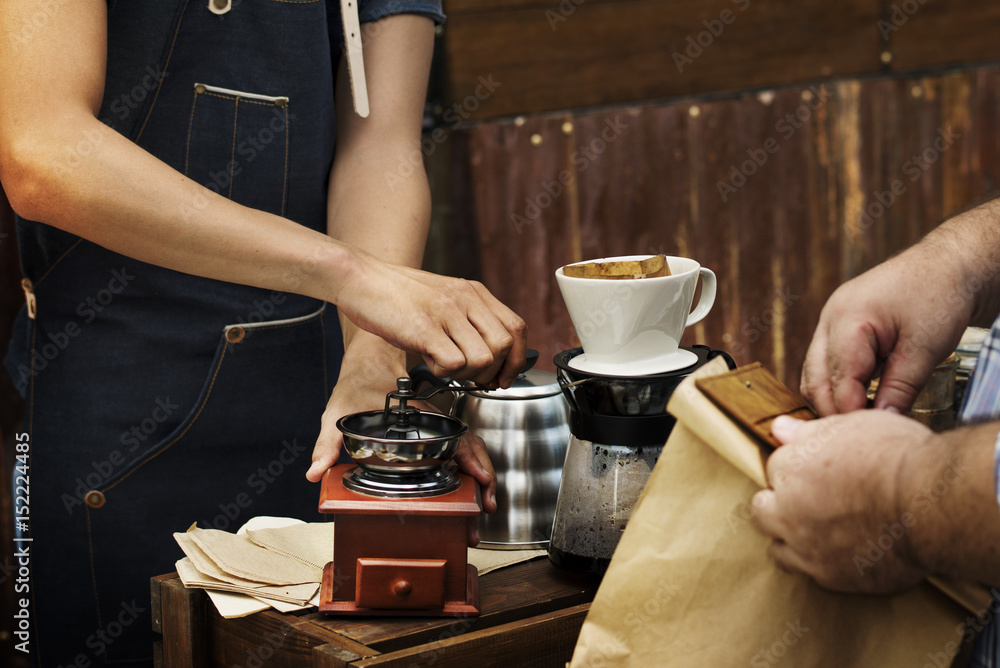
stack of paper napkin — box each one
[173,516,547,619]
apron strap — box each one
[340,0,371,118]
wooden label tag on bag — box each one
[695,362,817,450]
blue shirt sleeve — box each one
[359,0,445,25]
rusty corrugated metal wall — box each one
[430,66,1000,390]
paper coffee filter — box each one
[245,522,335,571]
[184,524,320,585]
[175,557,317,604]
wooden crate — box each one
[151,558,596,667]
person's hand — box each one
[800,253,971,415]
[751,413,933,594]
[450,433,498,547]
[333,249,527,390]
[307,338,499,545]
[307,342,397,482]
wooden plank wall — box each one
[428,66,1000,390]
[440,0,1000,121]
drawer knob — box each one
[393,579,412,597]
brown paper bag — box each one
[570,358,986,667]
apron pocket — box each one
[97,305,326,493]
[185,82,290,216]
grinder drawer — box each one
[356,558,447,609]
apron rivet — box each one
[226,326,246,344]
[85,491,106,509]
[209,0,232,15]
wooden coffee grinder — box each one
[318,378,481,616]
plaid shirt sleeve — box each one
[957,315,1000,667]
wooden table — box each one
[151,558,597,667]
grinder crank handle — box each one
[408,349,539,390]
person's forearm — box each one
[919,197,1000,328]
[327,146,431,360]
[902,422,1000,586]
[3,114,353,304]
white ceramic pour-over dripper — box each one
[555,255,717,376]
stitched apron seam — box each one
[184,90,199,176]
[229,97,239,199]
[103,343,229,493]
[85,508,105,659]
[33,237,84,288]
[135,0,193,143]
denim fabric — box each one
[3,0,438,665]
[360,0,446,24]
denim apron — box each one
[6,1,351,664]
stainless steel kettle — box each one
[411,351,570,550]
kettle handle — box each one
[523,349,540,373]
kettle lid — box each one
[468,369,562,399]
